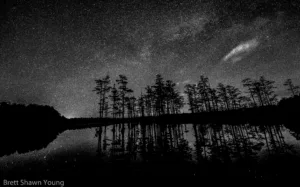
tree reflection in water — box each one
[95,123,299,176]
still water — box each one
[1,123,300,177]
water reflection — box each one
[95,123,300,176]
[1,123,300,177]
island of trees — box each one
[91,74,299,123]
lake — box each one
[1,122,300,179]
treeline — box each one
[0,102,67,156]
[93,74,184,118]
[94,74,299,118]
[185,76,279,112]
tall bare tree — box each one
[217,83,230,111]
[209,88,220,111]
[153,74,165,116]
[93,75,111,118]
[242,77,277,106]
[145,85,155,116]
[226,85,241,110]
[137,92,145,117]
[109,84,120,118]
[197,75,212,112]
[284,78,300,97]
[184,84,197,113]
[242,78,258,107]
[116,75,133,118]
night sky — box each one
[1,0,300,118]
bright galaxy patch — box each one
[222,38,260,63]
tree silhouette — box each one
[164,80,183,114]
[137,92,145,117]
[90,74,298,118]
[197,75,212,112]
[153,74,165,116]
[283,78,300,97]
[109,84,120,118]
[93,75,111,118]
[184,76,261,112]
[184,84,197,113]
[259,76,277,106]
[217,83,230,110]
[173,91,184,114]
[0,102,65,156]
[237,95,251,108]
[226,85,242,110]
[145,85,155,116]
[116,75,133,119]
[126,96,137,118]
[139,75,185,116]
[242,77,277,107]
[209,88,220,111]
[242,78,258,107]
[164,80,175,114]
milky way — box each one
[222,38,260,63]
[1,0,300,117]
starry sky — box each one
[1,0,300,118]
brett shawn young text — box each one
[3,179,64,187]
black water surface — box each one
[1,122,300,180]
